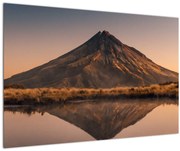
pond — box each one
[4,98,178,147]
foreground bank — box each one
[4,82,178,105]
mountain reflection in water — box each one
[4,99,178,140]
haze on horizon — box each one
[4,4,178,79]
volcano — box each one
[4,30,178,88]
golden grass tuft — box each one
[4,82,178,105]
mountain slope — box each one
[4,30,178,88]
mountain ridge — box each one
[4,30,178,88]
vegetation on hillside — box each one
[4,84,25,89]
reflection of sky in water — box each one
[4,99,178,147]
[115,104,178,138]
[4,111,94,148]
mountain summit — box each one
[5,30,178,88]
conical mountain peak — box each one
[89,30,111,41]
[4,30,178,88]
[89,30,121,43]
[101,30,111,37]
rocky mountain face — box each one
[4,30,178,88]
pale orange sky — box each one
[4,4,178,79]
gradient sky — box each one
[4,4,178,79]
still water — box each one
[4,98,178,148]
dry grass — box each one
[4,82,178,105]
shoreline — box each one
[4,82,178,106]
